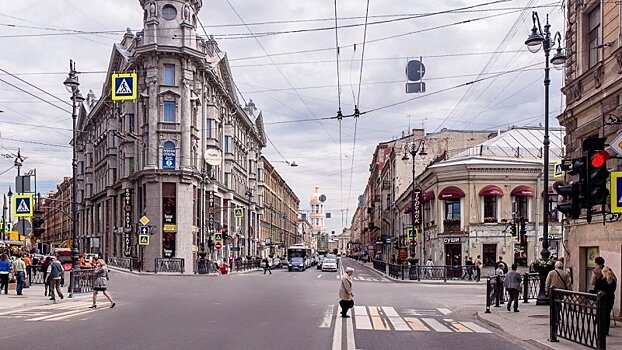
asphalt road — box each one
[0,259,528,350]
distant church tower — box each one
[309,186,326,235]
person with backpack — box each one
[47,256,65,301]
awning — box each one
[479,185,504,197]
[439,186,465,200]
[422,191,435,202]
[511,185,535,197]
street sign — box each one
[139,225,149,235]
[611,171,622,213]
[138,234,150,246]
[215,242,222,249]
[13,193,33,217]
[139,215,150,226]
[553,161,564,178]
[234,207,244,218]
[163,224,176,232]
[610,133,622,157]
[111,72,137,101]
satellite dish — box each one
[319,194,327,202]
[204,148,222,166]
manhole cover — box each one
[528,314,549,319]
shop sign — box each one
[443,237,460,244]
[123,188,132,257]
[412,188,422,225]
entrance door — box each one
[445,244,462,279]
[482,244,497,267]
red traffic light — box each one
[590,150,609,168]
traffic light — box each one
[554,181,581,219]
[586,149,610,207]
[221,224,229,241]
[32,210,45,237]
[509,221,517,238]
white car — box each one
[321,258,338,272]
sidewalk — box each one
[107,265,262,276]
[0,283,89,312]
[477,301,622,349]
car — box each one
[272,257,281,268]
[321,258,338,272]
[288,257,305,271]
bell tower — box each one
[139,0,202,49]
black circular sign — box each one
[406,60,426,81]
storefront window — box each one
[516,196,528,220]
[483,196,497,222]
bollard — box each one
[549,288,558,343]
[522,273,529,303]
[494,275,501,308]
[485,278,492,313]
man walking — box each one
[474,255,483,282]
[545,261,572,296]
[505,264,521,312]
[262,257,272,275]
[496,256,508,274]
[12,254,27,295]
[339,267,355,318]
[47,256,65,301]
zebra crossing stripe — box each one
[421,318,452,332]
[403,317,430,331]
[444,319,473,333]
[368,306,388,330]
[437,308,451,315]
[382,307,410,331]
[44,308,100,321]
[353,306,373,330]
[320,305,334,328]
[460,321,493,334]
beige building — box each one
[41,177,73,250]
[558,0,622,313]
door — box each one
[482,244,497,267]
[445,243,462,278]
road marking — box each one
[346,315,356,350]
[421,318,451,332]
[332,312,342,350]
[461,321,493,333]
[45,308,100,321]
[317,274,322,279]
[437,308,451,315]
[444,319,472,333]
[27,307,97,322]
[368,306,388,330]
[382,307,410,331]
[320,305,334,328]
[353,306,372,330]
[401,309,441,317]
[403,317,430,331]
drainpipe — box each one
[534,170,543,262]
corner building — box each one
[75,0,266,270]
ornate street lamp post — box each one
[64,60,85,297]
[402,139,427,261]
[524,11,566,305]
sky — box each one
[0,0,567,234]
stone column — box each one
[175,181,194,272]
[147,75,158,169]
[180,78,192,170]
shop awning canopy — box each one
[439,186,465,200]
[511,185,535,197]
[422,191,435,202]
[479,185,504,197]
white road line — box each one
[437,308,451,315]
[27,306,97,322]
[346,315,356,350]
[382,307,410,331]
[44,309,100,321]
[0,301,91,317]
[444,319,472,333]
[353,306,372,330]
[317,274,322,279]
[403,317,430,331]
[421,318,452,332]
[332,312,342,350]
[320,305,334,328]
[460,321,493,333]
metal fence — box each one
[108,257,137,271]
[550,289,607,350]
[69,269,95,295]
[154,258,185,273]
[372,259,386,273]
[29,269,46,285]
[485,273,541,313]
[386,264,484,282]
[233,259,261,272]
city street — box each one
[0,259,528,350]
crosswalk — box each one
[319,305,492,334]
[0,301,109,322]
[318,273,388,283]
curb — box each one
[476,312,557,350]
[0,293,91,313]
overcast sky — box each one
[0,0,567,234]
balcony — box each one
[443,219,461,233]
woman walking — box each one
[90,259,115,309]
[0,254,10,294]
[594,266,617,336]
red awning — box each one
[439,186,465,200]
[422,191,435,202]
[511,185,535,197]
[479,185,504,197]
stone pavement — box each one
[477,301,622,350]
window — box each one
[516,197,528,220]
[164,64,175,86]
[162,5,177,20]
[423,201,432,226]
[445,200,460,220]
[588,5,601,68]
[128,157,135,175]
[128,113,135,133]
[224,135,230,153]
[483,196,497,223]
[164,101,176,122]
[206,118,213,139]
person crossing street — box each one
[339,267,355,318]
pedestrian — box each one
[425,258,434,279]
[496,256,508,274]
[463,257,474,280]
[505,264,521,312]
[90,259,115,309]
[545,261,572,296]
[47,256,65,301]
[40,257,52,296]
[22,253,32,285]
[11,253,27,295]
[590,256,605,291]
[262,257,272,275]
[0,253,10,295]
[339,267,355,318]
[474,255,483,282]
[594,266,617,336]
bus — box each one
[287,244,312,268]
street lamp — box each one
[7,187,13,230]
[402,139,427,260]
[64,59,84,297]
[525,11,566,305]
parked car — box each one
[272,257,281,268]
[322,258,338,272]
[288,257,305,271]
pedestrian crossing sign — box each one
[611,171,622,213]
[138,234,150,246]
[13,193,33,218]
[111,73,137,101]
[234,207,244,218]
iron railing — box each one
[372,259,386,273]
[485,273,541,313]
[550,289,607,350]
[154,258,185,273]
[233,259,261,272]
[108,257,136,271]
[29,269,46,284]
[69,269,95,295]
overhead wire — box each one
[0,77,71,114]
[333,0,345,228]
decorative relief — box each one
[616,50,622,74]
[593,64,604,88]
